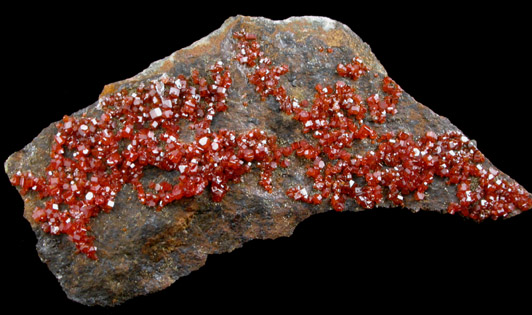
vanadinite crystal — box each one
[5,16,531,306]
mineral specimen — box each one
[5,15,531,306]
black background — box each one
[3,3,531,313]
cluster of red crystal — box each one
[366,77,402,123]
[232,29,532,218]
[9,28,532,260]
[234,30,294,114]
[234,31,260,67]
[434,136,532,220]
[291,129,532,217]
[10,61,284,259]
[337,57,368,81]
[233,30,394,211]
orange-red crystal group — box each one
[10,30,531,259]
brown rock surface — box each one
[4,15,531,307]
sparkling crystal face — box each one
[9,29,531,260]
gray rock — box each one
[4,15,531,306]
